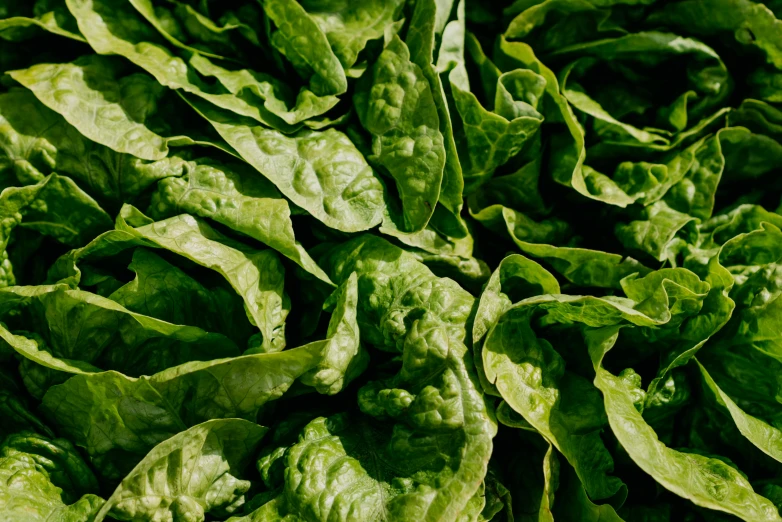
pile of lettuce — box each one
[1,0,782,520]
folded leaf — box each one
[0,284,238,376]
[0,431,104,522]
[587,326,782,521]
[52,206,289,352]
[262,0,347,96]
[65,0,307,130]
[0,0,84,42]
[697,360,782,463]
[149,158,331,283]
[187,98,386,234]
[94,418,266,521]
[40,275,362,477]
[9,56,201,161]
[355,34,445,232]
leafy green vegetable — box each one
[263,0,347,96]
[1,0,782,520]
[8,55,200,161]
[354,33,445,232]
[187,98,386,233]
[95,418,265,521]
[0,431,104,521]
[588,326,781,520]
[0,0,84,42]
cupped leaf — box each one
[587,326,782,521]
[473,254,560,349]
[149,158,331,284]
[52,206,290,352]
[0,283,238,376]
[40,276,362,477]
[555,32,730,148]
[107,248,253,344]
[471,203,652,288]
[0,172,112,259]
[94,418,266,522]
[472,254,559,395]
[482,294,650,503]
[453,33,545,193]
[41,345,319,480]
[0,431,104,522]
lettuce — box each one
[0,0,781,521]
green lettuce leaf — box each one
[187,98,386,234]
[52,205,290,352]
[238,235,496,521]
[94,418,266,521]
[0,0,85,42]
[0,431,104,522]
[148,157,331,283]
[587,326,782,521]
[355,34,445,232]
[39,273,362,478]
[9,55,204,161]
[262,0,348,96]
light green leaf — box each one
[64,0,303,129]
[454,33,545,193]
[0,431,104,522]
[40,296,360,479]
[94,419,266,522]
[483,295,632,502]
[299,0,405,71]
[9,55,199,161]
[262,0,347,95]
[302,235,495,520]
[0,89,187,210]
[298,272,367,394]
[188,54,340,126]
[187,98,385,233]
[471,204,652,288]
[408,0,469,238]
[53,206,290,352]
[355,34,445,232]
[149,158,331,284]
